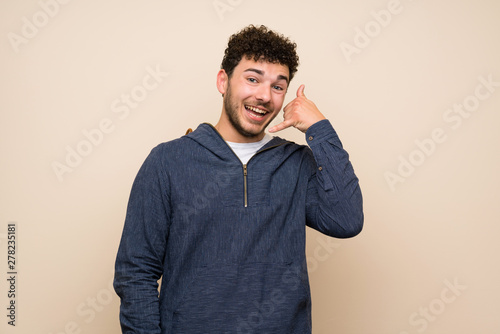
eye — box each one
[273,85,284,91]
[247,77,258,83]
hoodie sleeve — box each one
[113,145,170,333]
[304,119,364,238]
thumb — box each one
[297,84,306,98]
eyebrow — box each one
[243,68,289,84]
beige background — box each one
[1,0,499,333]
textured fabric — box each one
[226,133,273,164]
[114,119,364,334]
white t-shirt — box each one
[226,134,273,165]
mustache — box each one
[244,100,271,109]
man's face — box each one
[219,57,290,142]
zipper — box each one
[243,164,248,207]
[241,143,287,208]
[203,123,289,208]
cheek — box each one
[241,86,257,99]
[272,95,286,110]
[231,86,251,104]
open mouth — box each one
[245,105,269,119]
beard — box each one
[223,83,276,139]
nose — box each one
[255,84,271,103]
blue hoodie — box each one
[114,119,363,333]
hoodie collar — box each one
[184,123,289,161]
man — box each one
[114,25,363,333]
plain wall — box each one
[1,0,499,333]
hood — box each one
[183,123,292,162]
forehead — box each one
[234,57,290,80]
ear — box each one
[216,69,228,96]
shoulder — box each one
[266,135,315,164]
[145,124,215,164]
[148,135,196,160]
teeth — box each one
[246,105,267,114]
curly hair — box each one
[221,25,299,82]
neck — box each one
[214,114,265,143]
